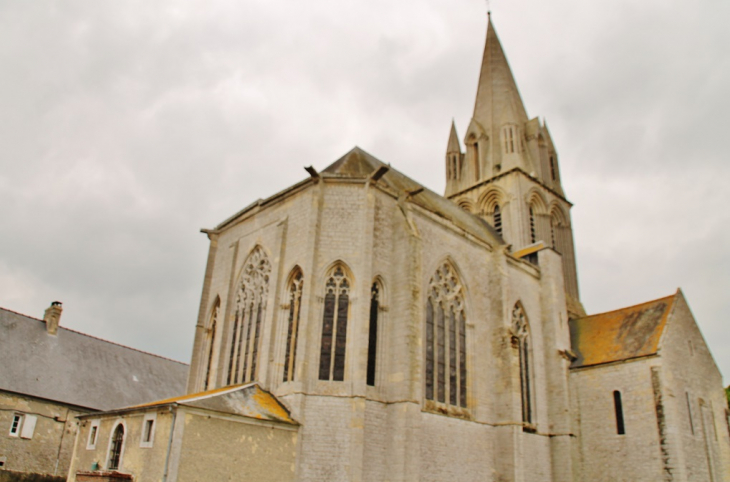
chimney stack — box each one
[44,301,63,335]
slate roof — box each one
[0,307,189,411]
[569,294,676,368]
[322,147,502,245]
[90,383,297,425]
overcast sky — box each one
[1,0,728,384]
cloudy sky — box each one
[2,0,728,383]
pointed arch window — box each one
[493,205,503,236]
[283,269,304,383]
[108,424,125,470]
[319,265,351,382]
[512,304,533,427]
[367,281,381,386]
[204,299,220,391]
[227,246,271,386]
[425,262,467,408]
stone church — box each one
[67,16,730,482]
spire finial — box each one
[486,0,491,16]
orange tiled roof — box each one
[570,294,676,368]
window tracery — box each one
[425,262,467,408]
[227,246,271,385]
[319,265,351,382]
[512,303,533,426]
[283,269,304,383]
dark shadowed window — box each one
[493,205,503,236]
[366,282,381,386]
[614,391,625,435]
[425,262,467,408]
[529,207,536,243]
[283,269,304,382]
[319,265,351,381]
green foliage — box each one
[726,385,730,408]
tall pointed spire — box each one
[447,120,461,154]
[473,16,528,131]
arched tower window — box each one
[283,268,304,383]
[512,303,533,427]
[204,299,220,391]
[108,424,125,470]
[425,262,467,408]
[493,204,503,236]
[227,246,271,385]
[529,207,536,243]
[319,265,351,382]
[366,281,382,386]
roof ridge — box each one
[578,294,676,321]
[0,306,189,366]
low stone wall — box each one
[0,470,66,482]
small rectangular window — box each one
[143,420,153,442]
[9,414,22,437]
[614,391,625,435]
[87,420,100,450]
[140,414,156,448]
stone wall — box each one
[0,391,84,477]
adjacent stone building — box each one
[68,384,297,482]
[0,303,188,478]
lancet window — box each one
[204,299,219,390]
[283,269,304,383]
[319,265,351,382]
[227,246,271,385]
[366,281,381,386]
[425,262,467,408]
[512,303,533,426]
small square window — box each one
[9,414,22,437]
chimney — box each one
[44,301,63,335]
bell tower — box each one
[445,15,582,316]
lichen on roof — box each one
[129,383,296,425]
[569,294,676,368]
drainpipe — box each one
[54,407,71,475]
[162,405,178,482]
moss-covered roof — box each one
[570,294,676,368]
